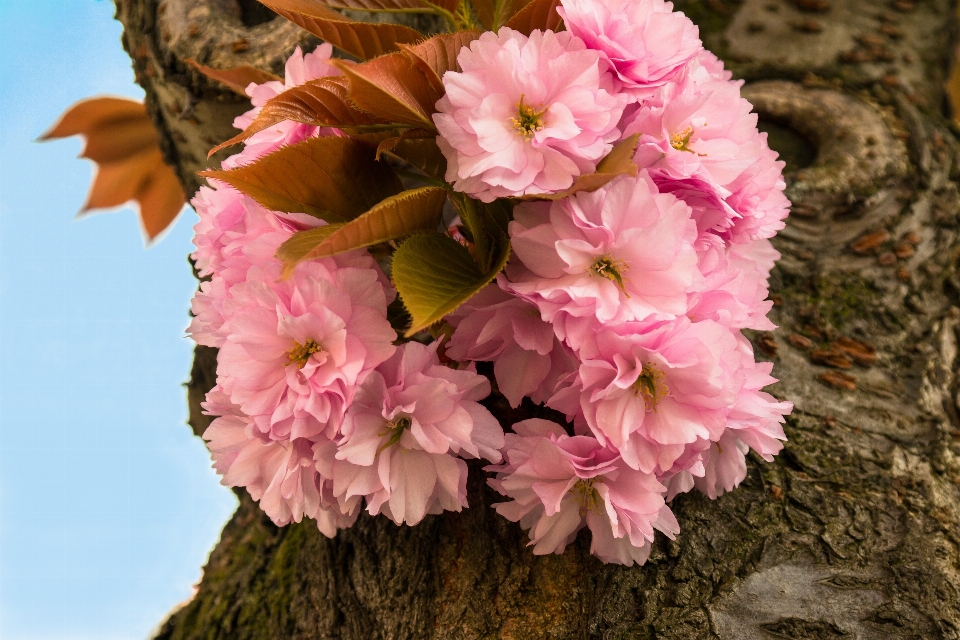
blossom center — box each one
[571,478,602,516]
[511,95,548,140]
[670,126,705,155]
[378,415,412,452]
[589,254,629,293]
[286,339,323,368]
[633,362,669,411]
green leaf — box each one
[208,77,381,156]
[273,223,344,275]
[397,31,480,94]
[199,136,403,222]
[259,0,424,60]
[518,134,640,201]
[448,194,511,272]
[277,186,447,275]
[393,232,511,336]
[503,0,561,34]
[333,54,440,130]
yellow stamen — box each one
[377,416,412,453]
[511,95,549,140]
[670,126,706,156]
[633,362,669,411]
[286,339,322,368]
[589,254,629,294]
[572,478,603,517]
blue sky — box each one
[0,1,237,638]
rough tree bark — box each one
[116,0,960,637]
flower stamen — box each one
[633,362,669,411]
[589,254,629,295]
[286,339,323,368]
[378,416,412,453]
[670,126,706,156]
[572,478,603,517]
[511,95,549,140]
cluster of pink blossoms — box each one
[437,0,792,563]
[190,0,792,566]
[192,47,504,532]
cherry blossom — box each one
[487,419,679,565]
[434,28,627,202]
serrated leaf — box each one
[503,0,561,34]
[518,134,640,201]
[278,186,446,275]
[375,128,432,158]
[273,223,344,271]
[471,0,532,29]
[450,194,511,272]
[40,97,185,241]
[596,133,641,173]
[199,136,403,222]
[209,77,380,156]
[259,0,424,60]
[397,31,480,94]
[320,0,459,15]
[40,97,146,139]
[393,232,510,336]
[384,137,447,179]
[333,54,440,130]
[185,59,282,96]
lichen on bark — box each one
[118,0,960,637]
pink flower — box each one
[225,45,342,169]
[725,334,791,460]
[721,145,791,244]
[487,419,679,565]
[558,0,702,97]
[202,386,357,535]
[216,261,396,442]
[549,318,744,474]
[445,282,577,407]
[328,342,504,526]
[686,235,777,331]
[505,173,702,328]
[188,198,324,347]
[624,73,762,192]
[694,432,749,499]
[434,28,627,202]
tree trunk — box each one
[116,0,960,637]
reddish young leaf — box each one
[185,59,282,96]
[503,0,562,34]
[40,97,146,139]
[40,97,186,241]
[383,137,448,179]
[199,135,403,222]
[320,0,459,15]
[208,77,380,156]
[277,186,446,275]
[136,156,191,239]
[471,0,533,30]
[259,0,424,60]
[397,31,481,94]
[518,134,640,201]
[333,54,440,130]
[75,117,159,164]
